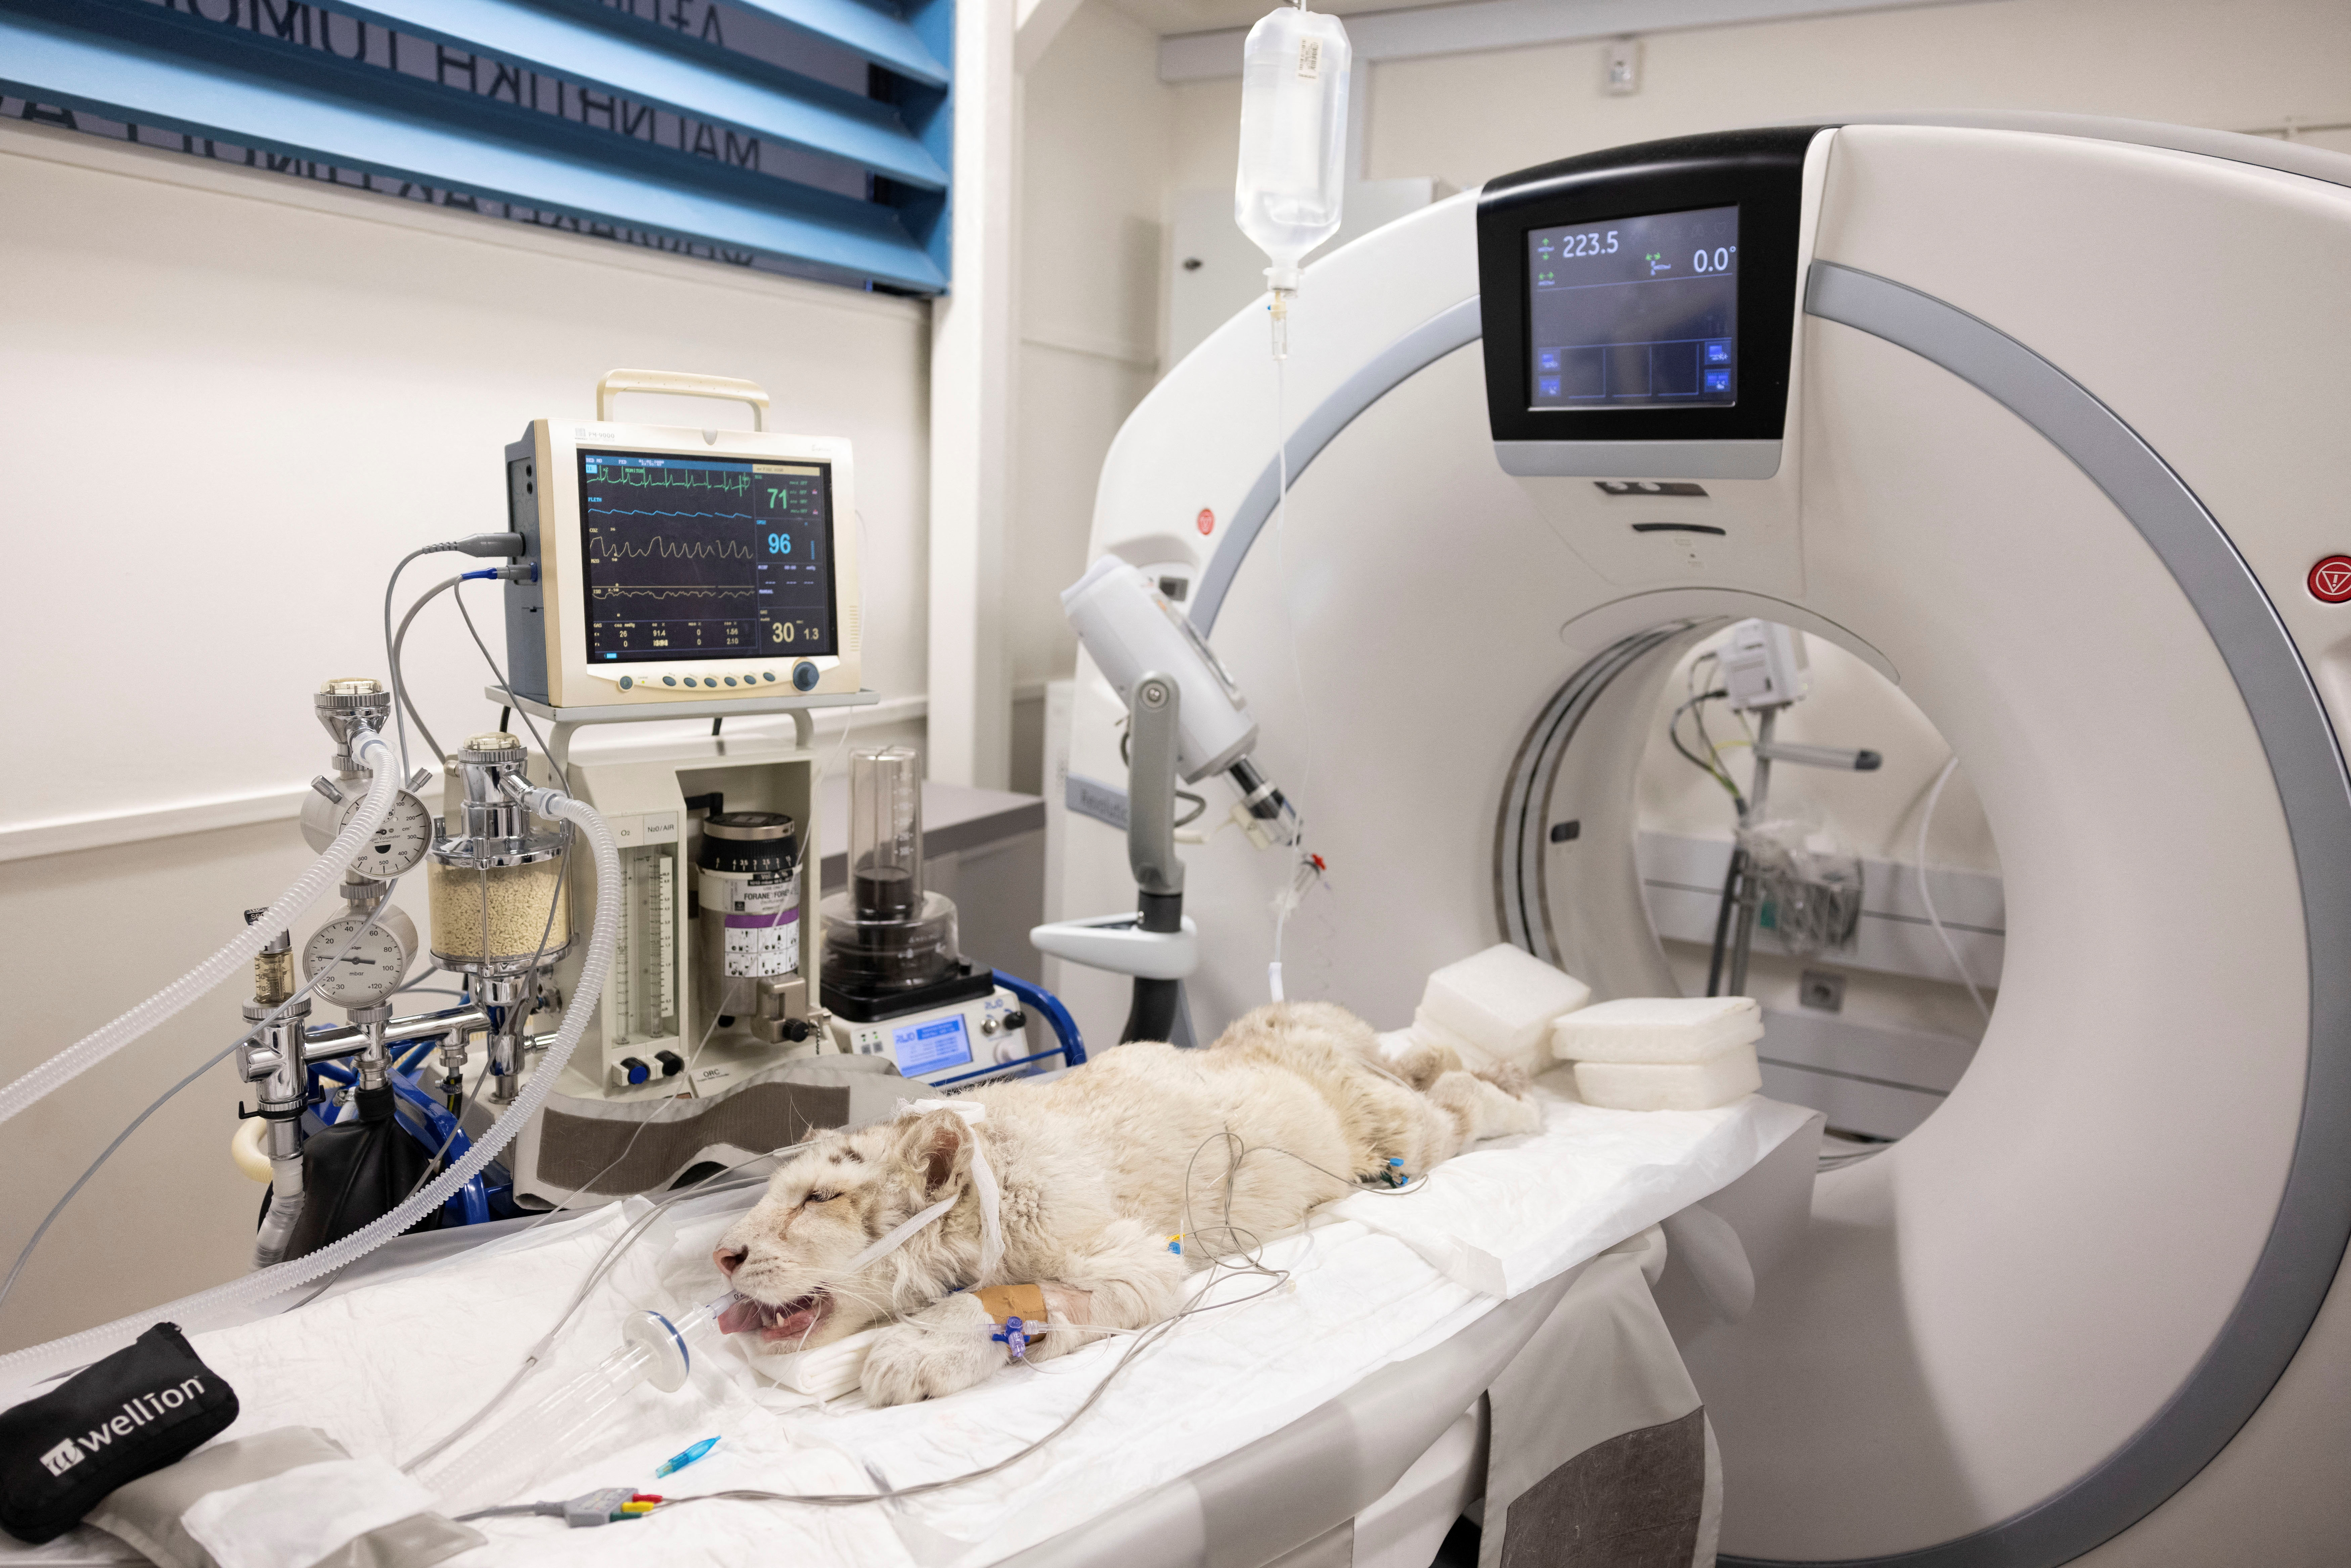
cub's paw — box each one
[1388,1039,1463,1092]
[1472,1061,1533,1099]
[859,1294,999,1407]
[1480,1078,1544,1136]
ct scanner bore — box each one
[1052,119,2351,1563]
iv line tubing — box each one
[1918,755,1992,1020]
[1269,351,1317,1001]
[0,786,623,1391]
[0,732,402,1132]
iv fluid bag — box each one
[1235,6,1351,290]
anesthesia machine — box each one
[0,369,1082,1377]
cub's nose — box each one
[714,1245,747,1277]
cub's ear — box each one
[892,1108,971,1198]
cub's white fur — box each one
[714,1001,1539,1406]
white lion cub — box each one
[713,1001,1539,1407]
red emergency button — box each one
[1197,507,1215,536]
[2311,556,2351,603]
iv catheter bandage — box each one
[975,1283,1049,1359]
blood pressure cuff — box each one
[0,1323,237,1543]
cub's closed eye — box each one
[804,1191,838,1205]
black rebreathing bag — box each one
[283,1085,444,1259]
[0,1323,237,1543]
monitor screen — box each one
[893,1014,974,1076]
[576,451,837,664]
[1526,205,1739,411]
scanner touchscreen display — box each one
[1527,205,1738,411]
[578,451,837,664]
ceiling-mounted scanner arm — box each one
[1062,556,1297,849]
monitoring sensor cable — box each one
[380,535,526,778]
[388,576,464,769]
[454,581,573,797]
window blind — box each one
[0,0,952,293]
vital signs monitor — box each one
[499,370,864,710]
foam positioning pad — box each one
[1415,946,1594,1076]
[1552,995,1764,1064]
[1573,1044,1763,1112]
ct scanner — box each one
[1050,117,2351,1564]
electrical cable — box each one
[1917,755,1992,1021]
[454,581,572,796]
[381,535,525,779]
[1668,691,1744,803]
[388,575,464,768]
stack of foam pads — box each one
[1551,996,1766,1111]
[1391,944,1595,1079]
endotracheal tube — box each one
[1235,3,1351,359]
[420,1288,744,1514]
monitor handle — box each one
[594,368,770,432]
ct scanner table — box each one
[1052,115,2351,1565]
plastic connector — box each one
[499,777,570,819]
[538,1487,649,1527]
[450,532,527,559]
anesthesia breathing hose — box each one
[0,730,405,1131]
[0,781,622,1391]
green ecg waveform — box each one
[589,465,752,496]
[591,585,755,600]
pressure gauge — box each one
[302,903,419,1010]
[301,781,434,879]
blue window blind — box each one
[0,0,952,294]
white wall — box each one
[1165,0,2351,190]
[0,122,933,1353]
[1009,1,1174,790]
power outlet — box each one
[1604,38,1642,96]
[1800,969,1847,1013]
